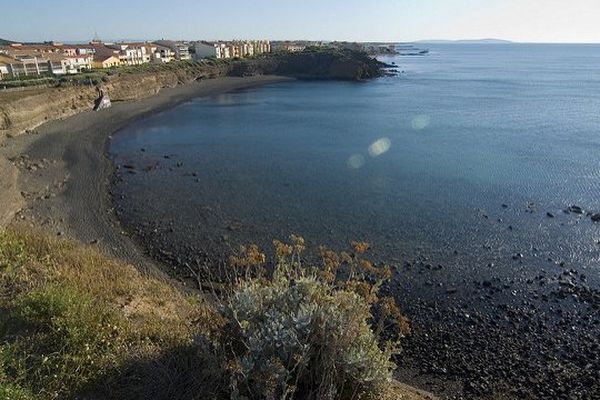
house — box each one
[254,40,271,54]
[286,45,306,52]
[153,40,191,60]
[5,53,50,76]
[105,43,150,66]
[152,45,175,63]
[0,55,11,79]
[193,42,219,59]
[0,52,68,77]
[273,42,307,52]
[93,53,120,69]
[193,40,271,60]
[45,53,69,75]
[63,54,93,73]
[215,43,231,59]
[141,44,156,63]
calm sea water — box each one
[110,44,600,286]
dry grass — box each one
[0,225,198,342]
[0,226,205,399]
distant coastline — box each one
[415,38,514,44]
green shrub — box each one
[0,382,35,400]
[202,237,410,400]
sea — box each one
[109,43,600,396]
[110,44,600,282]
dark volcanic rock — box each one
[227,48,387,81]
[568,205,584,215]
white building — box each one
[0,52,74,77]
[154,40,191,60]
[106,43,150,66]
[193,40,271,60]
[63,54,93,73]
[193,42,219,59]
[152,45,175,63]
[0,57,10,79]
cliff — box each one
[0,158,23,228]
[0,49,386,140]
[229,48,387,80]
[0,63,229,139]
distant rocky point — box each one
[230,48,388,81]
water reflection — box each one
[347,154,366,169]
[368,137,391,157]
[412,114,431,130]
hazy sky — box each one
[2,0,599,43]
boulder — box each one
[568,205,584,215]
[94,94,112,111]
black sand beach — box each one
[0,76,292,275]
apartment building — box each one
[152,45,175,63]
[193,40,271,60]
[153,40,191,60]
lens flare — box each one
[411,115,431,130]
[368,138,391,157]
[347,154,365,169]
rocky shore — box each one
[112,183,600,399]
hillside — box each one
[0,38,16,45]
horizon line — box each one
[3,36,600,45]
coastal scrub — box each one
[0,228,410,399]
[200,236,410,399]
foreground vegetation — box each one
[0,227,200,399]
[0,228,410,399]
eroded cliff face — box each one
[0,86,98,138]
[0,50,385,140]
[0,157,23,228]
[0,71,212,139]
[99,64,230,101]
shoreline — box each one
[93,71,600,399]
[0,75,293,275]
[5,67,599,399]
[0,73,440,400]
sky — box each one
[1,0,599,43]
